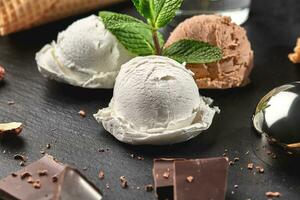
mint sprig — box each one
[99,0,222,64]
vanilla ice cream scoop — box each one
[94,56,219,145]
[36,15,133,88]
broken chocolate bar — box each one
[153,158,184,200]
[0,155,102,200]
[174,157,228,200]
[53,167,102,200]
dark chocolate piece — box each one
[53,167,102,200]
[173,157,228,200]
[0,155,65,200]
[153,158,184,200]
[0,155,103,200]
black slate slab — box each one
[1,1,300,199]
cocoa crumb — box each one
[14,154,27,162]
[137,156,144,160]
[7,101,15,105]
[229,161,234,166]
[186,176,194,183]
[11,173,18,177]
[163,171,170,179]
[27,177,34,184]
[38,170,48,176]
[0,65,5,81]
[46,144,51,149]
[265,191,281,198]
[33,180,41,189]
[145,184,153,192]
[288,38,300,64]
[52,175,58,183]
[256,166,264,173]
[20,172,31,180]
[98,171,104,180]
[247,163,254,170]
[78,110,86,118]
[120,176,128,188]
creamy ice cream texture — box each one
[36,15,133,88]
[94,56,219,145]
[166,15,254,89]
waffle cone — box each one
[0,0,126,36]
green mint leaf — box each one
[99,11,150,29]
[131,0,154,21]
[163,39,222,64]
[99,11,164,56]
[153,0,183,28]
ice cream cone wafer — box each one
[0,0,127,36]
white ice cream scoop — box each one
[94,56,219,145]
[36,15,133,88]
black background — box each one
[1,0,300,199]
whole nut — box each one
[0,65,5,81]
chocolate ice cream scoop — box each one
[166,15,254,89]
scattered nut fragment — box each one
[186,176,194,183]
[78,110,86,118]
[98,170,104,180]
[288,38,300,63]
[0,122,23,136]
[247,163,254,170]
[234,184,238,188]
[120,176,128,188]
[265,191,281,198]
[229,161,234,166]
[234,157,240,162]
[0,65,5,81]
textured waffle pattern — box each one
[0,0,126,36]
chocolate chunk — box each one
[0,155,103,200]
[173,157,228,200]
[0,155,64,200]
[153,158,184,200]
[53,167,103,200]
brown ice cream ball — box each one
[165,15,254,89]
